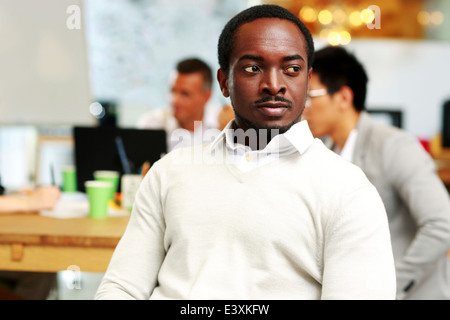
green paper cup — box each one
[62,166,77,192]
[85,180,113,219]
[93,170,120,201]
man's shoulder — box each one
[307,138,349,163]
[152,142,213,168]
[360,112,413,146]
[305,139,370,181]
[363,120,427,164]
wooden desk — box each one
[0,214,129,273]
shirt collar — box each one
[335,128,358,162]
[209,120,315,155]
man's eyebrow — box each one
[238,54,263,62]
[283,54,305,62]
[238,54,305,63]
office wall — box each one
[1,0,449,189]
[83,0,247,127]
[0,0,94,125]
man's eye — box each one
[286,66,300,73]
[244,65,260,73]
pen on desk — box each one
[115,136,132,174]
[403,280,415,293]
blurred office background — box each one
[1,0,450,190]
[0,0,449,298]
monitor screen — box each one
[443,100,450,148]
[367,109,403,128]
[73,126,167,192]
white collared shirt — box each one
[209,120,315,172]
[333,129,358,163]
[137,106,221,151]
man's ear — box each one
[307,67,313,86]
[217,69,230,98]
[338,86,354,111]
[306,67,313,92]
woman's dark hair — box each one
[217,4,315,75]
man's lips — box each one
[253,96,292,117]
[257,102,290,108]
[256,102,290,117]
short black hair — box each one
[176,58,213,90]
[312,46,368,111]
[217,4,314,74]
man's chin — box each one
[251,121,295,134]
[234,110,302,135]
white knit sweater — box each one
[95,138,396,300]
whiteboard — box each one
[0,0,94,125]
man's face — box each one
[170,72,211,123]
[218,18,311,133]
[302,73,340,138]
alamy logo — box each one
[367,5,381,30]
[66,5,81,30]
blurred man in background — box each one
[137,57,220,151]
[303,45,450,300]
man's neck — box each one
[178,121,196,132]
[177,112,204,132]
[231,121,282,150]
[331,111,360,149]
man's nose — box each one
[260,69,286,95]
[170,92,182,105]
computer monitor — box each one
[442,100,450,148]
[73,126,167,192]
[367,109,403,128]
